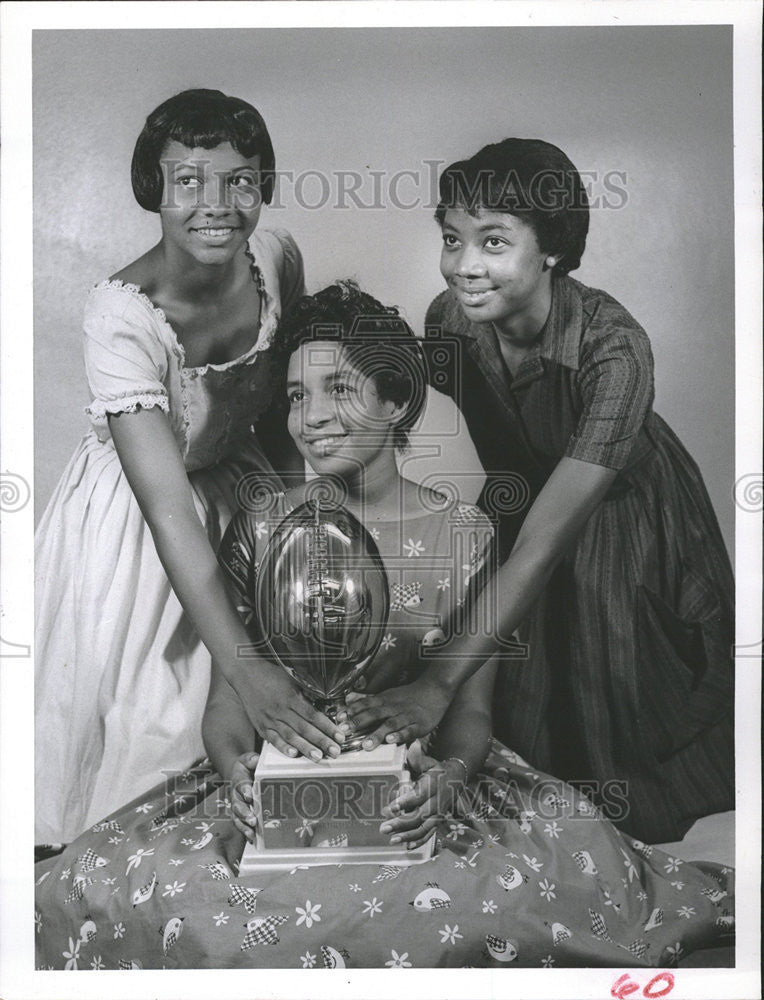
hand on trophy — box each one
[378,740,465,850]
[341,673,454,750]
[234,659,346,761]
[230,750,261,844]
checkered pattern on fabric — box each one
[150,811,169,830]
[147,819,182,842]
[227,884,262,913]
[162,917,185,955]
[544,793,570,811]
[631,839,654,858]
[133,872,157,905]
[372,865,403,883]
[163,935,177,955]
[589,909,612,941]
[76,848,106,874]
[320,833,349,849]
[621,938,649,960]
[701,886,726,903]
[430,896,451,909]
[551,924,572,945]
[497,865,528,890]
[200,861,232,881]
[645,907,664,929]
[240,915,289,950]
[321,945,351,968]
[468,799,499,821]
[390,581,422,611]
[64,876,94,904]
[91,820,124,834]
[485,934,512,955]
[572,850,595,873]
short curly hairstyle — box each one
[435,138,589,274]
[272,281,426,450]
[131,88,275,212]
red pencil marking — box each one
[611,974,640,999]
[643,972,675,998]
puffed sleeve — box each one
[83,288,170,424]
[271,229,306,316]
[565,323,655,470]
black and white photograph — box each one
[0,2,760,997]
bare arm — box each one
[346,456,617,743]
[108,406,343,758]
[436,456,617,684]
[379,659,497,847]
[428,657,497,779]
[202,662,263,843]
[202,662,257,783]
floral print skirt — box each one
[35,739,734,969]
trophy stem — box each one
[317,695,372,753]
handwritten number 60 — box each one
[611,972,675,999]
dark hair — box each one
[131,89,275,212]
[435,138,589,274]
[273,281,426,450]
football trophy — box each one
[239,496,435,871]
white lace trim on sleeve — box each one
[85,390,170,423]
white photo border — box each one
[1,2,760,998]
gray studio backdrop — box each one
[33,26,734,554]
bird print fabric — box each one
[34,744,734,969]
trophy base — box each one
[239,741,436,873]
[239,838,436,873]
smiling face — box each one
[158,140,263,266]
[439,206,557,340]
[286,341,402,483]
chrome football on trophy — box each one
[241,494,435,871]
[254,496,389,749]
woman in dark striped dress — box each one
[344,138,734,844]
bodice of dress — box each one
[83,229,304,472]
[218,491,494,694]
[424,275,661,558]
[425,274,658,477]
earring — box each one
[545,255,558,268]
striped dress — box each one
[423,275,734,843]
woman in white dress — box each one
[35,89,344,844]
